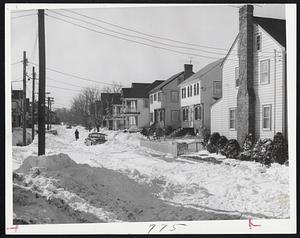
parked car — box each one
[84,132,107,146]
[66,125,72,129]
[46,130,58,135]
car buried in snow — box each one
[84,132,107,146]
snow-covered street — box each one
[12,125,289,223]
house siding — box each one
[253,24,285,139]
[211,24,286,140]
[211,40,239,139]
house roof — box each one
[100,93,121,104]
[253,16,286,47]
[150,71,184,93]
[122,80,165,99]
[179,58,224,86]
[131,83,151,88]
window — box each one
[190,85,193,97]
[129,116,136,126]
[181,88,186,99]
[153,93,157,101]
[170,91,179,102]
[159,110,164,122]
[256,34,261,51]
[229,108,236,130]
[194,105,201,120]
[262,105,272,130]
[157,92,161,102]
[130,101,136,111]
[150,95,153,104]
[235,67,239,87]
[144,99,149,108]
[150,112,153,122]
[213,81,222,97]
[171,110,180,121]
[260,59,270,84]
[182,107,188,121]
[194,84,197,95]
[187,86,190,97]
[196,83,200,95]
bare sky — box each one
[9,4,285,109]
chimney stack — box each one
[184,64,193,80]
[236,4,256,146]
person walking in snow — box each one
[75,129,79,141]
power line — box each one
[47,84,82,92]
[47,76,85,89]
[28,61,116,86]
[48,9,234,57]
[46,13,237,62]
[62,8,236,53]
[12,13,37,20]
[11,61,22,65]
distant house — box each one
[11,90,30,128]
[179,59,223,134]
[12,90,23,127]
[149,64,194,129]
[98,93,121,129]
[119,81,164,130]
[211,5,287,145]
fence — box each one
[140,140,204,157]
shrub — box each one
[165,126,174,136]
[155,127,164,138]
[209,132,221,145]
[237,133,254,161]
[271,132,288,165]
[251,139,273,166]
[140,127,149,136]
[216,136,228,154]
[221,139,240,159]
[206,132,221,153]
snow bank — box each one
[16,153,121,223]
[13,126,290,219]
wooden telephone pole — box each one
[38,9,46,155]
[31,66,36,141]
[22,51,28,146]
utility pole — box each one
[22,51,27,146]
[38,9,46,155]
[31,66,36,141]
[47,96,50,130]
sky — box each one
[8,4,285,109]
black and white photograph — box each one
[5,3,296,235]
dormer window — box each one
[256,33,262,51]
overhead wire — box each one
[12,13,37,20]
[45,13,237,62]
[62,8,236,52]
[48,9,234,57]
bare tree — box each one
[102,81,123,93]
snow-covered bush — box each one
[251,139,273,166]
[216,136,228,154]
[237,133,254,161]
[206,132,220,153]
[271,132,288,165]
[164,126,174,136]
[221,139,240,159]
[140,127,149,136]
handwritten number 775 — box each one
[148,224,187,234]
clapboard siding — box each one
[253,24,285,139]
[211,39,238,139]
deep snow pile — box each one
[12,125,290,219]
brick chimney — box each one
[236,4,256,146]
[184,64,193,80]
